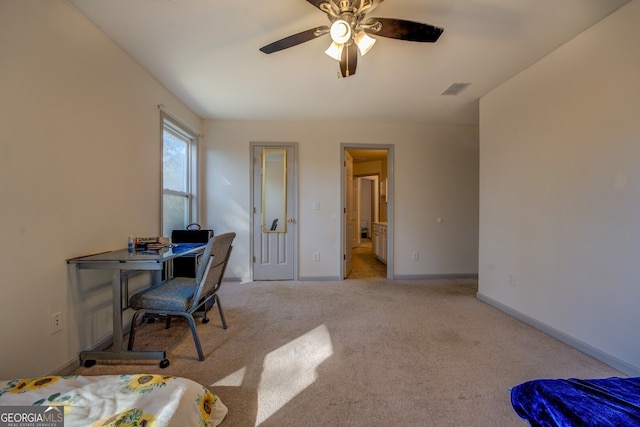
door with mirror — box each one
[252,145,297,280]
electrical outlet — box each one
[412,252,419,261]
[313,252,320,262]
[51,312,63,334]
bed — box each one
[510,376,640,426]
[0,374,227,426]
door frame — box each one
[250,142,299,281]
[340,143,394,280]
[355,174,379,246]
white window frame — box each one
[161,112,199,237]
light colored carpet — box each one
[73,278,622,426]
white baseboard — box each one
[393,273,478,280]
[477,292,640,377]
[297,276,342,281]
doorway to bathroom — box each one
[341,144,393,280]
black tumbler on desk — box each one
[171,224,213,278]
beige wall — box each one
[203,120,479,281]
[0,0,479,378]
[479,0,640,374]
[0,1,201,377]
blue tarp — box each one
[511,377,640,426]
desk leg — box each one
[80,269,166,367]
[112,270,124,351]
[151,269,163,285]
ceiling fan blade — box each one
[260,26,330,54]
[364,17,443,42]
[306,0,328,11]
[360,0,384,14]
[339,43,358,77]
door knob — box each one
[287,218,295,223]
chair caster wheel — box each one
[159,359,170,369]
[202,317,209,324]
[83,360,96,368]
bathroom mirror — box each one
[262,148,287,233]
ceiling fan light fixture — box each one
[354,31,376,56]
[259,3,444,78]
[330,19,351,44]
[325,41,343,61]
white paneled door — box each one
[253,145,297,280]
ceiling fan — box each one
[259,0,444,78]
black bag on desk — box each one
[171,224,213,277]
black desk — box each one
[67,243,206,367]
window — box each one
[162,113,198,237]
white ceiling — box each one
[68,0,630,125]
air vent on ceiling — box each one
[441,82,471,96]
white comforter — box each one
[0,374,227,426]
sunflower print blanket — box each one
[0,374,227,426]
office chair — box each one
[127,232,235,362]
